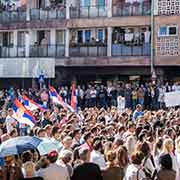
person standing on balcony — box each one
[137,85,145,107]
[98,85,107,108]
[124,84,132,109]
[76,85,84,109]
[90,86,97,107]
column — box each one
[25,31,30,57]
[154,0,158,16]
[107,27,112,57]
[50,29,56,57]
[13,30,18,46]
[107,0,112,17]
[26,0,31,21]
[50,29,56,45]
[65,29,70,57]
[29,30,37,45]
[66,0,70,19]
[13,30,18,57]
[29,30,37,57]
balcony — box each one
[0,45,65,58]
[69,44,107,57]
[112,43,150,56]
[30,8,66,20]
[112,1,151,16]
[0,10,26,23]
[29,45,65,57]
[70,6,107,19]
[0,46,25,57]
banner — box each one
[164,91,180,107]
[0,58,55,78]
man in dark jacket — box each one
[71,148,103,180]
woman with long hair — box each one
[102,151,124,180]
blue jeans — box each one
[20,127,27,136]
[138,99,144,106]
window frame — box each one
[158,25,178,37]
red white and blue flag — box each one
[12,99,36,128]
[49,86,67,110]
[22,95,45,111]
[71,83,77,111]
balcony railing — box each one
[69,44,107,57]
[70,6,107,18]
[0,10,26,23]
[0,46,25,57]
[30,8,66,20]
[112,2,151,16]
[112,43,151,56]
[29,45,65,57]
[0,45,65,58]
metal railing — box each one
[70,5,107,18]
[112,2,151,16]
[0,46,25,57]
[69,44,107,57]
[30,8,66,20]
[29,45,65,57]
[0,10,26,23]
[112,43,151,56]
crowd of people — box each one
[0,81,180,180]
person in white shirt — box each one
[5,108,17,134]
[89,86,97,107]
[39,150,70,180]
[90,140,106,170]
[125,151,146,180]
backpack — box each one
[140,155,157,180]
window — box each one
[159,27,167,36]
[56,31,65,44]
[97,29,104,42]
[18,32,26,46]
[169,26,177,35]
[97,0,105,6]
[159,26,178,36]
[85,30,91,42]
[78,31,83,43]
[2,32,13,47]
[81,0,90,6]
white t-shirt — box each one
[90,90,97,98]
[90,150,106,170]
[125,164,146,180]
[38,163,70,180]
[5,115,16,133]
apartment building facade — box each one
[0,0,179,85]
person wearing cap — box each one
[38,150,70,180]
[71,148,103,180]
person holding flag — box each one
[71,82,77,112]
[12,99,36,136]
[21,95,45,112]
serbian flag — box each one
[71,83,77,111]
[12,99,36,128]
[49,86,67,110]
[22,95,45,111]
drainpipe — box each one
[151,0,155,75]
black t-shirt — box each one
[71,162,103,180]
[19,177,43,180]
